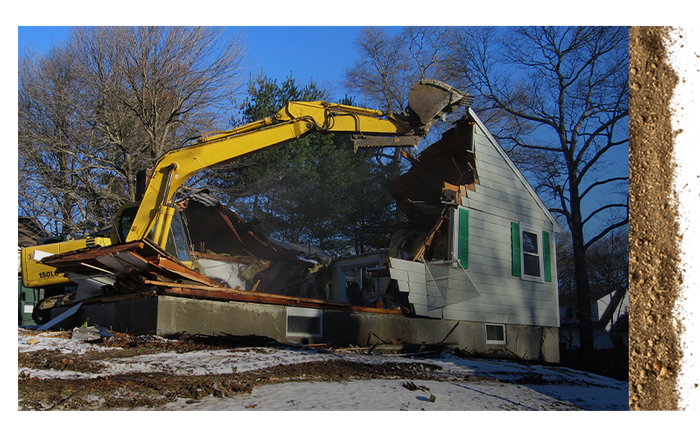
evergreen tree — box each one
[208,75,398,255]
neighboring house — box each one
[559,287,629,351]
[330,108,562,362]
[558,287,628,378]
[595,288,629,349]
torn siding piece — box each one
[389,257,442,318]
[388,257,480,319]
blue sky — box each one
[18,26,388,100]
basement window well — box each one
[286,308,323,337]
[485,324,506,345]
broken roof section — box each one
[383,118,480,264]
[181,192,332,298]
[36,200,403,325]
[39,192,336,304]
[387,119,479,230]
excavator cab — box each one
[113,202,192,263]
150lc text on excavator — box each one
[20,79,470,302]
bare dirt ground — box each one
[629,26,683,410]
[17,332,459,411]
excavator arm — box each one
[126,102,413,245]
[126,80,470,247]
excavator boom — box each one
[126,80,469,246]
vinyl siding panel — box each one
[389,258,443,318]
[471,126,553,224]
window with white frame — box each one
[338,258,383,304]
[485,324,506,344]
[511,222,552,283]
[521,224,542,280]
[286,307,323,337]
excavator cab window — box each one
[116,206,138,243]
[117,204,191,262]
[165,211,191,262]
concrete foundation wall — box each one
[156,296,287,340]
[318,309,559,362]
[73,295,559,363]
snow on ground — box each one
[18,328,628,411]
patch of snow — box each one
[17,328,628,411]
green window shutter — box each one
[458,209,469,269]
[543,231,552,282]
[511,222,521,277]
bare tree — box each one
[343,27,411,113]
[72,26,247,202]
[18,26,247,234]
[559,228,629,322]
[18,44,97,235]
[343,26,454,170]
[445,26,629,369]
[344,26,451,112]
[403,26,451,84]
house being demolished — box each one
[34,109,562,362]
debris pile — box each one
[30,117,484,331]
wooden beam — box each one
[145,280,402,314]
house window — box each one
[511,222,552,282]
[286,308,323,337]
[485,324,506,345]
[521,227,541,279]
[338,258,382,304]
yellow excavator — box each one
[20,79,470,296]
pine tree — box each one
[208,75,398,256]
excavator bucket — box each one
[407,79,472,130]
[351,80,472,151]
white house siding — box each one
[440,115,560,328]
